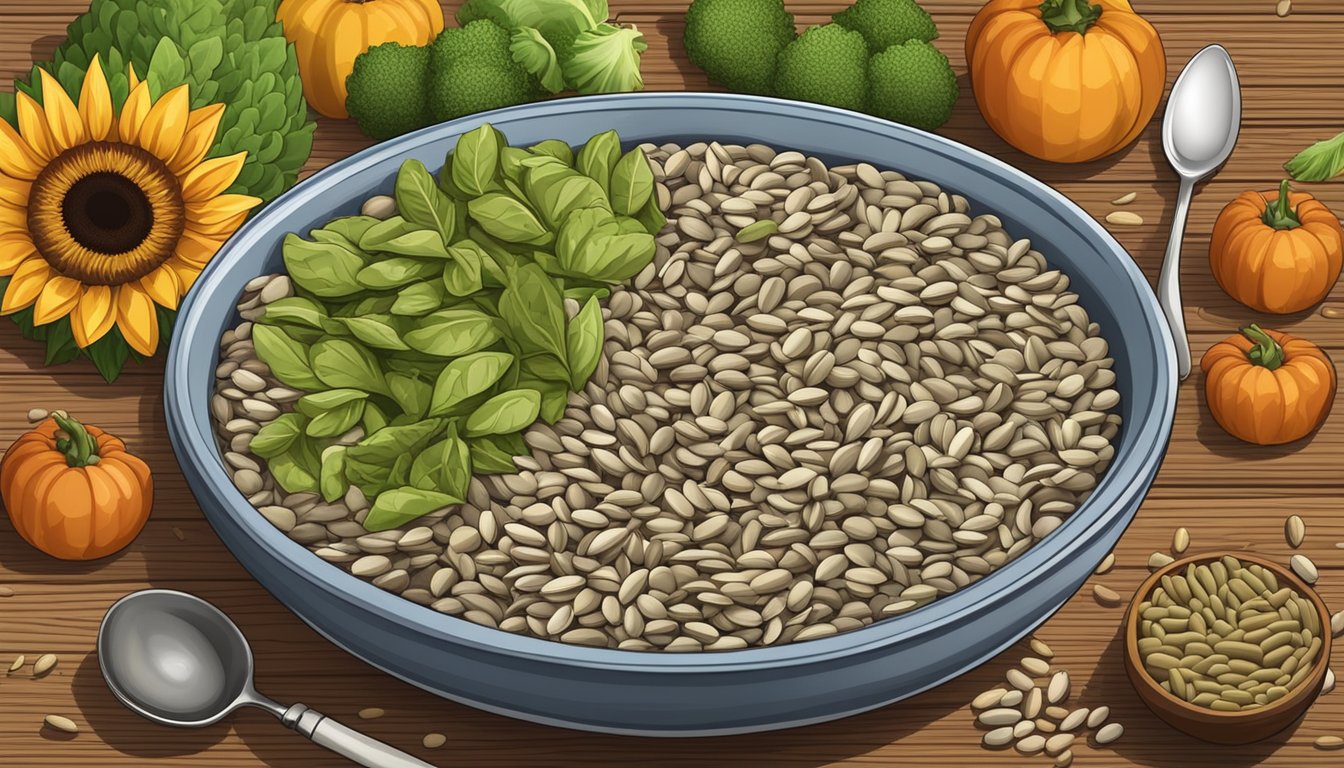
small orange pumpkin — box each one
[276,0,445,119]
[0,414,153,560]
[1210,180,1344,314]
[1201,325,1336,445]
[966,0,1166,163]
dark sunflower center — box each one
[62,172,155,255]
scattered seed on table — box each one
[0,585,13,597]
[357,708,384,720]
[1059,707,1089,732]
[1086,706,1110,729]
[972,688,1007,710]
[1030,637,1055,659]
[173,527,186,541]
[1045,733,1075,756]
[1106,211,1144,226]
[1172,527,1190,554]
[32,654,57,677]
[1324,669,1336,696]
[1110,192,1137,206]
[1006,668,1035,690]
[1291,554,1319,584]
[1015,734,1047,755]
[43,715,78,734]
[8,655,24,673]
[1316,736,1344,750]
[1276,0,1292,17]
[1093,584,1122,607]
[26,408,48,423]
[1148,552,1174,570]
[1022,657,1051,676]
[982,726,1015,747]
[422,733,447,749]
[1093,722,1124,745]
[978,707,1023,727]
[1013,719,1035,739]
[1333,611,1344,638]
[1054,750,1074,768]
[1047,671,1071,704]
[1286,515,1306,548]
[1094,553,1115,575]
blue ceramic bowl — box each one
[166,94,1177,736]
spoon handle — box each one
[1158,176,1197,380]
[284,703,435,768]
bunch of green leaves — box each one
[0,0,315,382]
[251,125,664,533]
[458,0,648,95]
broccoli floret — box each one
[428,20,542,123]
[346,43,433,141]
[833,0,938,54]
[868,40,958,131]
[773,24,869,112]
[684,0,796,95]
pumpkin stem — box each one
[52,413,100,468]
[1039,0,1103,34]
[1262,179,1302,230]
[1241,324,1285,371]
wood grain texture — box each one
[2,1,1344,766]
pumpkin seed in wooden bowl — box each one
[1123,552,1332,744]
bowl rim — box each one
[1122,551,1332,723]
[167,92,1179,672]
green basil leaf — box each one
[537,174,610,231]
[465,389,541,437]
[252,324,323,390]
[376,229,454,260]
[563,285,611,304]
[500,146,532,184]
[282,234,365,298]
[635,192,668,236]
[566,296,604,389]
[468,435,522,474]
[307,400,367,438]
[250,413,307,459]
[556,209,654,282]
[468,193,551,245]
[410,438,447,491]
[336,295,398,318]
[364,486,463,533]
[269,453,319,494]
[314,216,380,247]
[395,159,456,241]
[319,446,348,503]
[576,129,621,192]
[452,124,503,198]
[519,376,571,424]
[261,297,328,330]
[296,389,369,417]
[391,281,448,317]
[336,315,411,351]
[358,215,419,253]
[428,351,515,417]
[404,308,501,358]
[346,454,392,498]
[609,147,655,216]
[443,240,486,297]
[349,419,443,466]
[498,263,568,360]
[522,353,572,383]
[362,400,390,435]
[440,422,472,500]
[530,139,574,166]
[356,257,441,290]
[311,338,389,395]
[388,372,433,419]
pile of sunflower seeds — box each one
[212,140,1122,650]
[972,638,1123,766]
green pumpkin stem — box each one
[1039,0,1103,34]
[53,413,101,468]
[1241,324,1285,371]
[1262,179,1302,230]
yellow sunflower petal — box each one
[0,119,45,180]
[0,257,51,314]
[179,152,247,203]
[185,211,250,239]
[135,84,190,162]
[164,259,202,293]
[118,79,152,148]
[137,264,183,309]
[187,194,261,228]
[15,91,58,162]
[37,68,86,151]
[79,54,114,142]
[0,202,29,229]
[127,63,141,93]
[0,234,36,276]
[115,284,159,356]
[32,275,82,325]
[169,103,226,175]
[174,228,226,267]
[0,175,31,208]
[70,284,116,348]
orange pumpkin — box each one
[1,414,153,560]
[1210,180,1344,314]
[276,0,445,119]
[966,0,1166,163]
[1201,325,1336,445]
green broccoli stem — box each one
[1261,179,1302,230]
[1039,0,1102,34]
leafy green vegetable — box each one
[252,325,323,390]
[566,297,605,389]
[283,236,366,298]
[609,148,655,216]
[444,241,488,297]
[466,389,542,436]
[392,281,449,316]
[250,413,306,459]
[499,263,569,359]
[468,433,526,472]
[430,351,516,416]
[562,24,648,95]
[364,487,464,532]
[388,373,434,419]
[296,389,370,416]
[470,193,551,244]
[555,208,655,282]
[404,309,502,357]
[1286,130,1344,182]
[306,401,367,438]
[576,129,621,191]
[530,139,575,166]
[310,338,389,395]
[453,124,504,197]
[395,160,457,242]
[356,257,441,290]
[319,446,348,503]
[336,316,412,351]
[510,27,567,93]
[262,298,329,330]
[359,216,420,253]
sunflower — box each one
[0,55,260,356]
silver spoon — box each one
[1159,44,1242,380]
[98,589,435,768]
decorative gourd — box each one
[0,414,153,560]
[1201,326,1336,446]
[276,0,445,119]
[966,0,1166,163]
[1209,180,1344,314]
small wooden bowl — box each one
[1123,552,1332,745]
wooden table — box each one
[2,1,1343,765]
